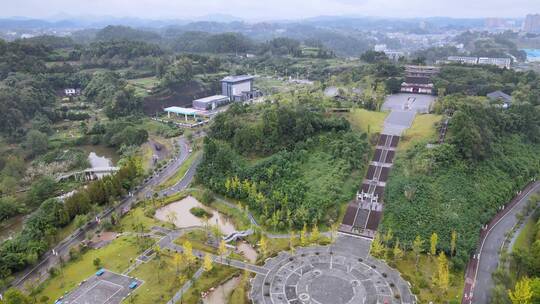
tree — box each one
[412,235,424,271]
[203,254,213,272]
[451,230,458,256]
[183,241,196,269]
[370,233,385,258]
[105,87,142,119]
[173,252,184,275]
[300,223,308,246]
[393,239,404,262]
[310,223,320,244]
[0,288,31,304]
[436,251,450,293]
[218,239,227,262]
[289,230,296,254]
[259,235,268,258]
[383,228,393,244]
[430,232,438,256]
[508,277,533,304]
[24,130,48,158]
[93,257,102,269]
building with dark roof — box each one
[400,65,440,95]
[487,90,512,108]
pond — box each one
[78,145,120,168]
[202,276,241,304]
[154,196,236,235]
[0,214,25,243]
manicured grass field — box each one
[399,114,442,151]
[36,236,142,302]
[125,253,197,304]
[347,109,388,134]
[395,252,464,304]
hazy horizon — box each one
[0,0,538,21]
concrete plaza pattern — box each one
[250,235,415,304]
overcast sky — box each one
[1,0,538,20]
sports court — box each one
[60,269,142,304]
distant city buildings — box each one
[446,56,512,69]
[401,65,440,95]
[523,14,540,33]
[373,44,405,61]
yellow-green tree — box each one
[173,252,184,275]
[383,228,393,244]
[300,223,308,246]
[218,239,227,262]
[393,239,404,262]
[259,235,268,257]
[289,230,296,254]
[412,235,424,270]
[508,277,533,304]
[370,233,385,258]
[203,253,213,272]
[183,240,196,268]
[310,223,320,244]
[436,251,449,293]
[451,230,457,256]
[430,232,438,256]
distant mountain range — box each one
[0,15,523,30]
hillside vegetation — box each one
[196,101,369,229]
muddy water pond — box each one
[154,196,236,234]
[202,276,241,304]
[78,145,119,168]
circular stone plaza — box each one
[250,235,416,304]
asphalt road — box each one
[464,181,540,304]
[10,136,195,289]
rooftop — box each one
[164,106,200,115]
[193,95,230,104]
[487,90,512,102]
[221,75,255,83]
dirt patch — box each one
[89,232,119,249]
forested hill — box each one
[196,102,369,229]
[382,97,540,266]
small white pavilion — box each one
[164,107,200,121]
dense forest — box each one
[196,102,369,229]
[382,96,540,266]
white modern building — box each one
[221,75,262,102]
[448,56,479,65]
[164,107,201,121]
[192,95,230,111]
[478,57,512,69]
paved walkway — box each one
[10,137,194,289]
[250,235,415,304]
[462,181,540,304]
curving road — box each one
[10,136,197,289]
[462,181,540,304]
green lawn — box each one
[118,206,165,233]
[127,77,159,97]
[125,253,198,304]
[175,230,218,254]
[36,236,143,302]
[157,151,201,191]
[399,114,442,151]
[347,109,388,135]
[395,252,464,303]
